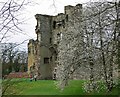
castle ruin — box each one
[28,4,83,79]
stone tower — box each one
[28,4,83,79]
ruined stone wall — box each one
[34,15,53,79]
[28,4,85,80]
[28,39,36,74]
[54,4,85,80]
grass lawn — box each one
[2,78,119,95]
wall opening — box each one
[44,57,49,64]
[53,21,56,29]
[62,20,65,28]
[50,38,52,44]
[50,56,52,62]
[28,48,30,54]
[66,15,68,22]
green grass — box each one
[60,80,85,95]
[2,79,119,95]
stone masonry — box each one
[28,4,83,79]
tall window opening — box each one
[50,38,52,43]
[66,15,68,22]
[53,21,56,29]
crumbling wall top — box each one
[28,39,35,45]
[65,4,82,14]
[35,14,52,20]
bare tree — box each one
[0,0,31,43]
[1,43,28,96]
[82,1,119,92]
[1,43,27,77]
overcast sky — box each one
[0,0,113,50]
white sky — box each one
[0,0,114,50]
